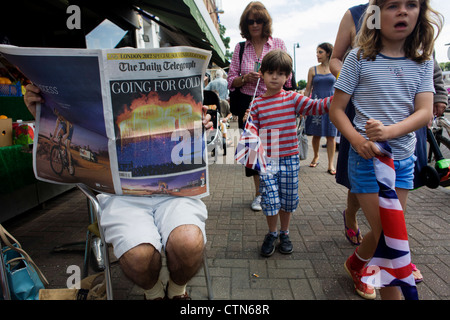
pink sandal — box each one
[343,210,362,246]
[411,263,423,283]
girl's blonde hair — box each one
[356,0,443,62]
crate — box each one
[0,118,13,147]
[0,83,22,97]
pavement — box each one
[2,120,449,301]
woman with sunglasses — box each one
[228,1,292,212]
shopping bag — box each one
[39,272,106,300]
[297,117,308,160]
[0,224,48,300]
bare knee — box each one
[167,225,204,259]
[119,244,161,289]
[165,225,204,283]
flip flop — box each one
[411,263,423,283]
[327,169,336,175]
[309,162,319,168]
[343,210,361,246]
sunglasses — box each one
[247,19,264,25]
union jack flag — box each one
[235,116,267,173]
[361,141,418,300]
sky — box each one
[218,0,450,82]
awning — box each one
[135,0,228,67]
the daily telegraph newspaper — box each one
[0,45,212,198]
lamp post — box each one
[293,43,300,75]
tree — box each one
[440,62,450,71]
[297,80,307,90]
[219,24,232,62]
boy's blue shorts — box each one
[259,154,300,216]
[348,147,416,194]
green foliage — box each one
[297,80,307,90]
[439,62,450,71]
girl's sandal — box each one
[343,210,362,246]
[411,263,423,283]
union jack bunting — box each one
[235,115,267,173]
[361,141,418,300]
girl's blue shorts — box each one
[348,147,416,194]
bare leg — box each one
[326,136,336,172]
[119,243,162,290]
[165,225,205,285]
[311,135,320,164]
[345,191,363,244]
[253,175,260,196]
[279,210,291,231]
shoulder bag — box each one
[229,42,251,116]
[1,224,48,300]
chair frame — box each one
[204,90,225,160]
[0,237,11,300]
[77,183,213,300]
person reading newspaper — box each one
[24,83,213,300]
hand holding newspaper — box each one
[0,45,212,198]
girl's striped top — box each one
[335,48,435,160]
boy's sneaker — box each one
[278,233,293,254]
[260,233,278,257]
[344,257,376,300]
[251,195,262,211]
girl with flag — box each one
[329,0,442,299]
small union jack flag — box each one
[361,141,418,300]
[235,115,267,173]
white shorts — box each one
[96,194,208,259]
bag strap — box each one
[238,41,245,75]
[0,224,21,250]
[1,224,49,285]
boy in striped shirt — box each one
[247,49,333,256]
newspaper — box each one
[0,45,211,198]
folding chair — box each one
[77,183,214,300]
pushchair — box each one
[204,90,226,159]
[420,127,450,188]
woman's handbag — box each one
[1,224,48,300]
[229,41,251,116]
[297,117,308,160]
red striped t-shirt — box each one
[250,90,332,157]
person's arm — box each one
[303,67,314,97]
[228,42,243,89]
[365,92,434,142]
[202,106,213,129]
[330,9,355,78]
[433,56,448,116]
[329,89,381,159]
[295,92,332,117]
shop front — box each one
[0,0,227,221]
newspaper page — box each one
[0,45,211,198]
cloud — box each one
[220,0,450,80]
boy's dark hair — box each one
[260,49,292,75]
